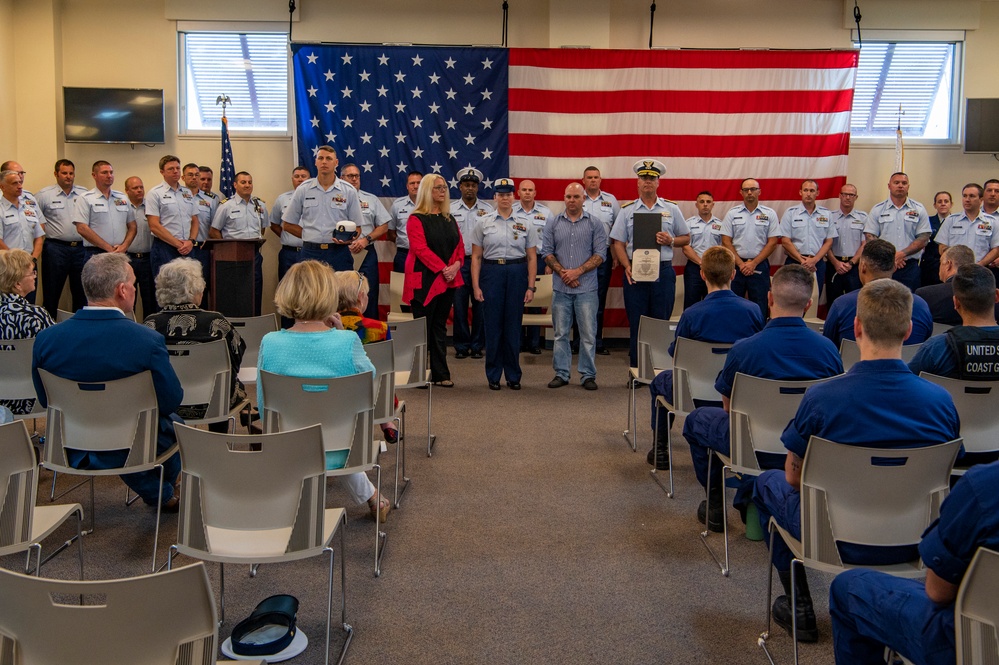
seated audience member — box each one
[754,278,960,643]
[0,248,54,415]
[142,257,250,433]
[829,460,999,665]
[682,265,842,531]
[823,238,934,349]
[646,246,763,469]
[335,269,399,443]
[915,244,981,325]
[31,253,183,511]
[258,260,390,522]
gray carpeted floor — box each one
[6,347,838,664]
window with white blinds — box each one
[180,31,288,133]
[850,41,960,141]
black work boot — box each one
[772,568,819,643]
[646,412,675,469]
[696,482,725,532]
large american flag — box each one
[292,45,858,323]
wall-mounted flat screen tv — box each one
[965,98,999,154]
[64,87,165,144]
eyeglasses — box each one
[432,186,448,192]
[840,192,858,198]
[741,187,760,193]
[355,271,365,299]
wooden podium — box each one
[205,238,264,318]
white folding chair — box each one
[932,321,953,337]
[55,309,73,323]
[0,562,261,665]
[364,340,411,507]
[702,373,836,577]
[840,338,923,371]
[802,318,824,333]
[920,373,999,475]
[0,337,45,420]
[166,339,251,432]
[652,338,734,498]
[38,369,175,572]
[389,317,436,457]
[386,271,414,323]
[259,370,386,576]
[956,547,999,665]
[521,273,555,340]
[229,313,278,385]
[760,436,962,665]
[0,420,84,578]
[170,424,351,665]
[622,315,672,452]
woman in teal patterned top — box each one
[258,260,389,522]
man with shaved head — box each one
[541,182,607,390]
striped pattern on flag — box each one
[507,48,859,217]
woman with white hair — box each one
[0,248,54,414]
[143,257,249,431]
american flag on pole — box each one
[219,115,236,199]
[292,46,858,322]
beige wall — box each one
[6,0,999,311]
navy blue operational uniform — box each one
[682,318,842,498]
[648,289,763,432]
[823,287,934,349]
[754,358,959,575]
[829,461,999,665]
[471,182,536,388]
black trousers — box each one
[412,292,454,382]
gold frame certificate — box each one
[632,249,660,282]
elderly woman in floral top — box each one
[0,249,53,414]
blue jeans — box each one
[622,266,676,367]
[41,240,86,317]
[573,249,611,351]
[830,570,955,665]
[552,290,597,382]
[453,260,484,353]
[731,258,770,319]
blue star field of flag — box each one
[292,45,508,197]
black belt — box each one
[303,241,345,251]
[128,252,149,259]
[483,257,527,265]
[281,245,303,252]
[46,238,83,247]
[835,256,854,262]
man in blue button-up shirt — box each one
[864,172,932,292]
[542,182,606,390]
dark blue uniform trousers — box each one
[481,261,528,383]
[622,265,676,367]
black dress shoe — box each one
[506,381,521,390]
[470,349,484,359]
[455,350,469,359]
[530,347,542,355]
[597,348,610,356]
[548,376,568,388]
[488,381,501,390]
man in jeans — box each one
[542,182,606,390]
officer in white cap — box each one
[471,178,537,390]
[610,159,689,368]
[450,167,492,359]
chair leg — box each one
[332,512,353,665]
[649,405,675,498]
[622,378,638,451]
[426,381,437,457]
[373,464,387,577]
[393,408,411,508]
[759,524,780,664]
[698,455,731,576]
[32,506,87,577]
[150,463,164,572]
[219,561,226,626]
